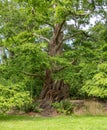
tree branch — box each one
[53,65,68,73]
[63,31,90,41]
[33,33,50,43]
[55,20,65,41]
[22,71,44,80]
[53,59,78,73]
[44,22,54,28]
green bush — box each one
[23,102,43,113]
[52,99,74,115]
[82,63,107,99]
[0,83,32,113]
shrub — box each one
[0,83,32,113]
[23,102,43,113]
[52,99,74,115]
[82,63,107,99]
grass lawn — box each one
[0,115,107,130]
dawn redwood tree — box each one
[0,0,107,106]
[27,0,106,102]
[28,0,90,102]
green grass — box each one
[0,115,107,130]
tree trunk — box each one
[40,23,69,108]
[40,71,69,102]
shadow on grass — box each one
[0,114,106,122]
[0,114,49,121]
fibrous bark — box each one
[40,22,69,105]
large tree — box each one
[0,0,107,109]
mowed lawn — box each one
[0,115,107,130]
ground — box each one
[0,115,107,130]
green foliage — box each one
[52,100,74,115]
[0,82,31,113]
[82,63,107,98]
[22,102,42,113]
[0,0,107,110]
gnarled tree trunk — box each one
[40,22,69,109]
